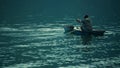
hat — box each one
[84,15,89,18]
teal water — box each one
[0,15,120,68]
[0,0,120,68]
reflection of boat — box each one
[64,25,105,36]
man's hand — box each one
[76,19,81,23]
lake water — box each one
[0,15,120,68]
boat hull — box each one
[64,25,105,36]
[71,30,105,36]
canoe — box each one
[64,25,105,36]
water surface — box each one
[0,16,120,68]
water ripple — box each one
[0,23,120,68]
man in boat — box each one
[76,15,93,32]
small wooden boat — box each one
[64,25,105,36]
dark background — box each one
[0,0,120,24]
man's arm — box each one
[76,19,82,23]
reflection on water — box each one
[81,35,92,45]
[0,21,120,68]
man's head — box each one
[84,15,89,19]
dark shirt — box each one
[81,18,92,32]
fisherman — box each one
[76,15,93,32]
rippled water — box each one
[0,17,120,68]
